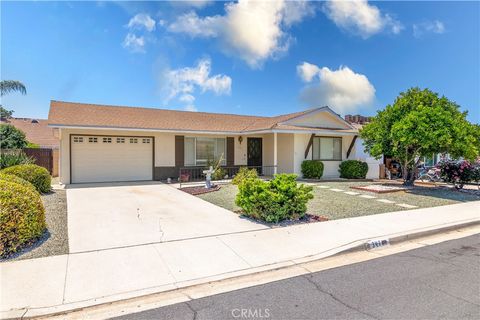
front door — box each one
[247,138,262,168]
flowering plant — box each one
[438,160,476,189]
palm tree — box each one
[0,80,27,96]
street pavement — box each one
[114,234,480,320]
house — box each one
[1,117,59,149]
[48,100,366,184]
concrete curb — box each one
[8,218,479,320]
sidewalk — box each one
[1,201,479,319]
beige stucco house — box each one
[48,100,367,184]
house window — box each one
[103,137,112,143]
[184,137,226,166]
[88,137,98,143]
[73,136,83,143]
[130,138,138,144]
[116,138,125,143]
[312,137,342,161]
[142,138,150,144]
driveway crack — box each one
[302,274,379,320]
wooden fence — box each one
[23,148,59,177]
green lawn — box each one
[196,181,479,220]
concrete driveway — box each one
[67,182,266,253]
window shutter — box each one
[227,137,234,166]
[175,136,184,167]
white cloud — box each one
[297,62,321,82]
[171,0,213,9]
[168,11,221,37]
[122,33,145,53]
[127,13,156,32]
[168,0,315,68]
[297,63,376,114]
[324,0,403,38]
[161,58,232,111]
[413,20,445,38]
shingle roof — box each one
[48,100,313,133]
[1,118,59,148]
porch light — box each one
[238,136,243,144]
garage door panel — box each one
[71,136,153,183]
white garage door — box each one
[71,135,153,183]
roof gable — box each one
[279,106,354,130]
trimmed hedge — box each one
[232,167,258,185]
[0,173,36,192]
[301,160,324,179]
[235,174,314,223]
[1,164,51,193]
[339,160,369,179]
[0,180,46,256]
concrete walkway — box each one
[1,201,479,319]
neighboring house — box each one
[48,100,364,184]
[1,117,59,149]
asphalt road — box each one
[114,234,480,320]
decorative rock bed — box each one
[180,185,221,195]
[351,184,410,193]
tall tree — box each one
[360,87,479,186]
[0,80,27,96]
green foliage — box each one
[339,160,369,179]
[0,80,27,96]
[232,167,258,185]
[0,124,28,149]
[0,180,46,256]
[0,173,36,191]
[360,87,479,185]
[0,106,14,119]
[212,167,227,180]
[1,164,51,193]
[26,142,40,148]
[301,160,324,179]
[235,174,314,223]
[0,150,34,169]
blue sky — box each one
[2,1,479,123]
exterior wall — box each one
[262,133,274,166]
[277,133,294,173]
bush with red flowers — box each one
[438,160,476,189]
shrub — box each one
[212,167,227,180]
[438,160,475,189]
[1,164,51,193]
[301,160,324,179]
[232,167,258,185]
[235,174,314,223]
[0,180,46,256]
[339,160,369,179]
[0,150,34,169]
[0,173,36,191]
